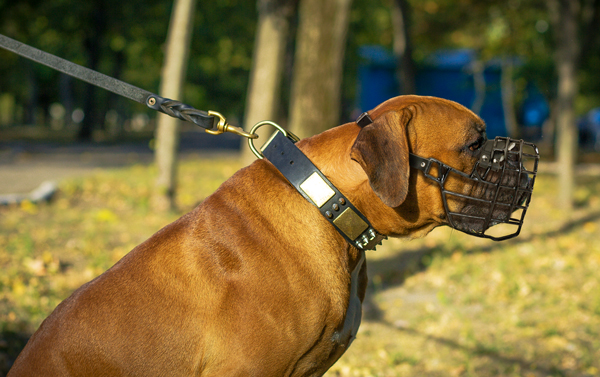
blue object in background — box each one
[416,50,506,138]
[478,66,505,139]
[521,83,550,127]
[578,107,600,150]
[415,49,477,110]
[520,82,550,140]
[357,46,398,113]
[356,46,549,139]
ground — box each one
[1,135,600,377]
[0,130,241,195]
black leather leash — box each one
[0,34,255,139]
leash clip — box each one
[205,111,258,139]
[248,121,300,159]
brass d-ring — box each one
[248,121,299,159]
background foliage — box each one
[1,0,598,134]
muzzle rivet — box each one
[420,162,426,168]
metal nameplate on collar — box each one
[333,208,369,240]
[261,131,386,250]
[299,172,336,207]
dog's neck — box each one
[296,123,365,201]
[296,123,441,239]
[296,123,388,230]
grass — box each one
[327,174,600,377]
[1,155,600,376]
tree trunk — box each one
[391,0,415,94]
[59,74,74,128]
[501,58,518,138]
[548,0,580,211]
[471,60,486,115]
[540,99,557,154]
[288,0,352,139]
[154,0,197,211]
[78,1,107,140]
[24,61,38,126]
[241,0,296,165]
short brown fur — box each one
[9,95,486,377]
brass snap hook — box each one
[248,120,299,159]
[205,111,258,140]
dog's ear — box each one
[350,109,412,208]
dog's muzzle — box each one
[409,137,539,241]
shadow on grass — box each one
[395,326,569,376]
[0,331,29,377]
[3,211,599,375]
[365,209,600,303]
[360,210,600,375]
[463,209,600,255]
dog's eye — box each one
[469,136,486,152]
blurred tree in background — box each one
[287,0,352,139]
[154,0,197,211]
[0,0,256,137]
[1,0,598,132]
[547,0,599,211]
[241,0,297,164]
[0,0,164,134]
[391,0,415,95]
[1,0,600,207]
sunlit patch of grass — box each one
[0,154,242,338]
[328,174,600,376]
[2,163,600,376]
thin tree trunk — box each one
[59,74,74,128]
[540,99,556,153]
[241,0,296,165]
[548,0,580,211]
[471,60,486,115]
[501,58,518,138]
[391,0,415,94]
[24,61,38,126]
[154,0,197,211]
[288,0,352,139]
[79,1,107,140]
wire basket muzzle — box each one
[414,137,539,241]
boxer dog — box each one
[9,95,536,376]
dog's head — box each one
[350,95,538,240]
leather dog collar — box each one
[261,131,387,250]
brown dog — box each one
[10,95,492,376]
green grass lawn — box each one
[1,156,599,376]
